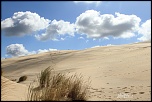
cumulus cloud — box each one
[91,45,100,48]
[103,37,109,40]
[1,11,50,36]
[75,10,141,39]
[35,20,75,41]
[2,10,149,42]
[6,44,57,57]
[78,36,84,40]
[74,1,101,6]
[106,44,115,46]
[61,38,65,40]
[93,37,110,41]
[48,48,58,51]
[37,48,57,54]
[114,32,135,39]
[37,49,49,54]
[137,19,151,41]
[6,44,30,57]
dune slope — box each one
[1,41,151,101]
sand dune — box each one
[1,76,28,101]
[1,41,151,101]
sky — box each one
[1,1,151,58]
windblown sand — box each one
[1,41,151,101]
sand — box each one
[1,76,28,101]
[1,41,151,101]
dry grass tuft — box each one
[38,66,53,88]
[27,67,90,101]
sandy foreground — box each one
[1,41,151,101]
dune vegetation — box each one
[27,67,91,101]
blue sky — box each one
[1,1,151,58]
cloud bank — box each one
[1,10,151,41]
[137,19,151,41]
[6,44,29,57]
[1,11,50,36]
[37,48,57,54]
[106,44,116,46]
[35,20,75,41]
[91,45,101,48]
[76,10,141,39]
[6,44,57,57]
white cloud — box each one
[106,44,116,46]
[76,10,141,39]
[78,36,84,40]
[6,44,57,57]
[92,37,109,41]
[1,11,50,36]
[6,44,30,57]
[37,49,48,54]
[48,48,58,51]
[74,1,101,6]
[137,19,151,41]
[91,45,100,48]
[114,32,135,39]
[61,38,65,40]
[103,37,109,40]
[35,20,75,41]
[28,51,37,55]
[2,10,150,42]
[37,48,57,54]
